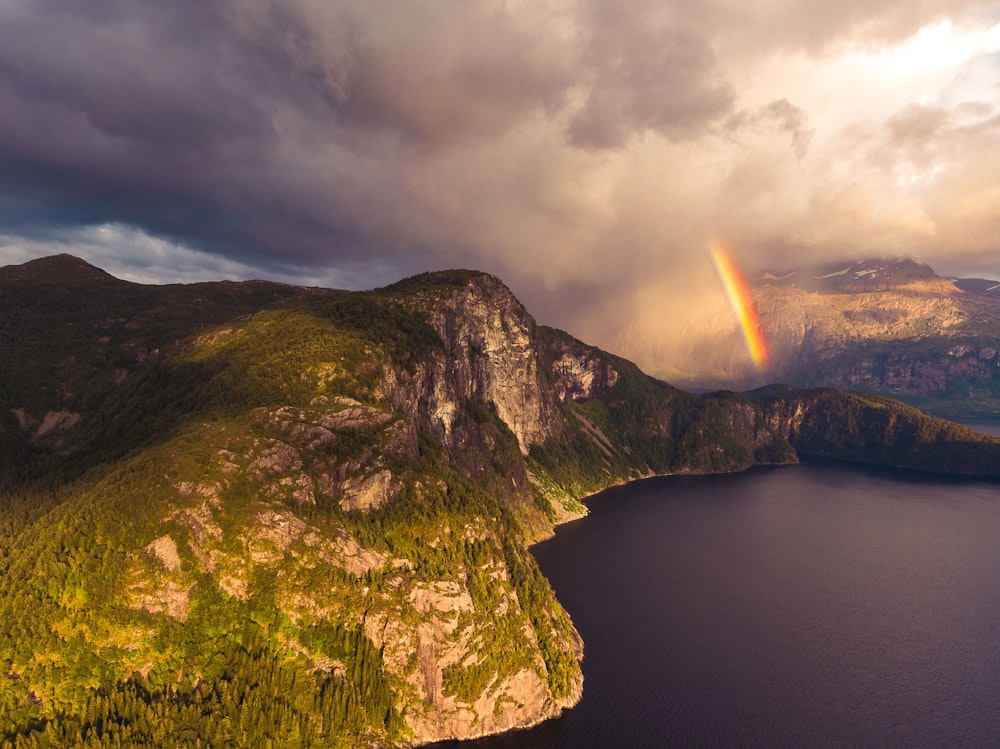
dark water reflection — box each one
[432,461,1000,748]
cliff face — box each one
[540,326,622,402]
[785,344,999,398]
[750,385,1000,477]
[383,274,559,454]
[3,257,1000,747]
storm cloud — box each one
[1,0,998,382]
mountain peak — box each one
[756,258,942,293]
[0,253,119,285]
[380,268,491,294]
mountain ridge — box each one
[3,255,1000,747]
[756,258,943,293]
[750,257,1000,418]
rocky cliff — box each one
[2,256,1000,747]
[399,273,559,453]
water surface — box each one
[435,461,1000,748]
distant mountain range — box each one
[753,258,1000,419]
[3,255,1000,747]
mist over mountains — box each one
[621,257,1000,419]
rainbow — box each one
[710,243,770,371]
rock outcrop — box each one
[384,274,559,454]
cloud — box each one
[710,0,996,58]
[223,0,576,145]
[1,0,999,384]
[726,99,814,158]
[567,0,734,148]
[0,0,589,269]
[0,224,384,287]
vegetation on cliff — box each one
[2,255,1000,747]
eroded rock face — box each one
[129,536,192,621]
[338,469,395,511]
[155,479,581,745]
[385,276,560,454]
[9,407,83,450]
[405,666,570,743]
[130,481,392,623]
[364,573,582,745]
[541,333,620,402]
[129,579,192,621]
[228,403,420,511]
[145,536,181,573]
[782,343,1000,398]
[35,410,82,437]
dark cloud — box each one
[568,0,734,148]
[0,0,577,271]
[0,0,745,271]
[0,0,309,261]
[220,1,576,145]
[1,0,998,385]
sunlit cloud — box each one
[848,18,1000,76]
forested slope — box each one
[3,256,999,748]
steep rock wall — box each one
[383,275,560,454]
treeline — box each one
[0,451,404,745]
[1,627,399,749]
[766,387,1000,476]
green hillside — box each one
[2,256,1000,748]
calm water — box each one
[960,421,1000,439]
[434,460,1000,748]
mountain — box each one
[3,256,1000,748]
[754,258,1000,419]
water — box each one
[959,421,1000,439]
[434,461,1000,748]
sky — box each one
[2,0,999,383]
